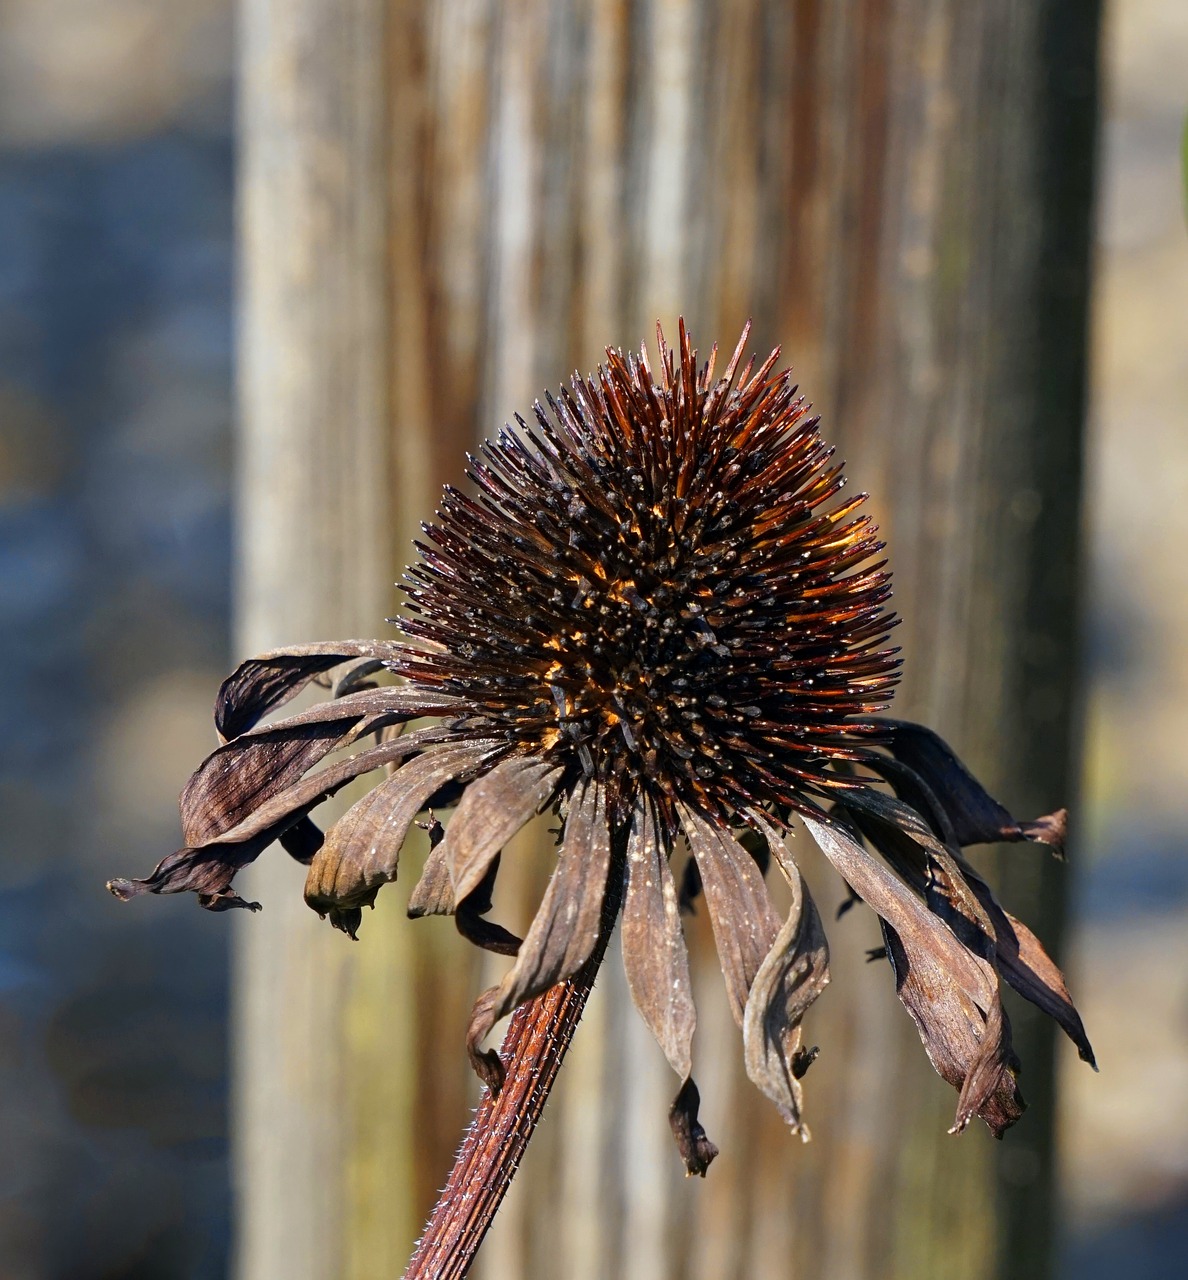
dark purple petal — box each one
[668,1077,719,1177]
[834,783,1092,1063]
[742,815,830,1135]
[953,851,1096,1067]
[442,756,563,905]
[465,780,614,1078]
[182,686,461,846]
[875,719,1066,856]
[215,641,412,740]
[679,803,781,1027]
[278,817,324,864]
[801,812,1024,1136]
[832,786,997,962]
[621,798,696,1081]
[108,727,447,911]
[303,740,501,935]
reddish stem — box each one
[402,971,597,1278]
[403,854,622,1280]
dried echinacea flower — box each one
[109,321,1093,1276]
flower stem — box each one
[403,851,624,1279]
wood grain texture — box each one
[236,1,1100,1276]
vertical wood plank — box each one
[235,5,420,1279]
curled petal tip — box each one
[668,1078,719,1177]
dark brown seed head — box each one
[394,322,900,830]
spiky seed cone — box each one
[395,320,900,832]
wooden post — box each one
[235,1,1100,1276]
[235,5,410,1278]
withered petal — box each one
[1018,809,1068,857]
[181,686,459,846]
[668,1077,719,1177]
[215,641,413,740]
[303,740,501,934]
[108,726,448,910]
[455,905,523,956]
[742,815,830,1136]
[465,779,613,1064]
[279,816,324,864]
[954,851,1096,1067]
[876,719,1066,856]
[837,785,1092,1066]
[833,786,997,962]
[621,797,696,1081]
[442,756,563,905]
[465,986,507,1095]
[679,804,781,1027]
[801,812,1024,1136]
[451,851,523,955]
[406,842,455,918]
[182,711,363,847]
[882,912,1022,1137]
[198,888,262,912]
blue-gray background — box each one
[0,3,1184,1276]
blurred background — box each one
[0,1,1184,1277]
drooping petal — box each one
[621,797,696,1081]
[832,786,997,962]
[741,815,830,1136]
[406,842,454,918]
[844,779,1094,1067]
[108,727,448,911]
[182,693,381,846]
[801,812,1024,1135]
[181,685,464,847]
[880,919,1021,1136]
[679,803,781,1027]
[303,740,502,935]
[279,817,325,864]
[875,719,1066,856]
[668,1077,719,1177]
[466,779,613,1078]
[214,641,412,740]
[953,851,1096,1067]
[442,756,563,904]
[452,852,524,956]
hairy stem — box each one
[403,851,623,1279]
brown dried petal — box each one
[181,686,460,847]
[954,852,1096,1067]
[466,780,612,1064]
[406,842,455,918]
[621,798,696,1080]
[455,901,523,955]
[679,804,781,1027]
[215,641,410,740]
[834,786,997,962]
[742,815,830,1135]
[837,786,1088,1074]
[182,704,368,846]
[108,727,446,910]
[877,719,1066,857]
[442,756,563,904]
[303,740,501,935]
[668,1077,719,1177]
[801,812,1023,1136]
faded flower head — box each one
[109,322,1093,1171]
